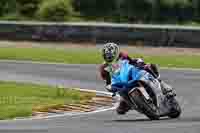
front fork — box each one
[128,83,152,110]
[129,82,171,116]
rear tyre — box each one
[130,90,160,120]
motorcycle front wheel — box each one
[129,90,160,120]
[167,97,182,118]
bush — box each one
[121,0,152,22]
[0,13,22,21]
[17,0,41,18]
[73,0,115,18]
[37,0,74,21]
[0,1,6,16]
[0,0,17,16]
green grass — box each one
[0,47,101,64]
[0,47,200,68]
[0,81,94,120]
[133,54,200,68]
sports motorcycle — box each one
[110,60,181,120]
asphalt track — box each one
[0,61,200,133]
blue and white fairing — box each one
[111,59,155,93]
[111,59,165,111]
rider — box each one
[99,42,175,115]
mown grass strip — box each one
[0,47,101,64]
[0,47,199,68]
[0,81,94,120]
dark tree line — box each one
[0,0,200,23]
[74,0,200,23]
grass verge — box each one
[0,47,200,68]
[0,81,94,120]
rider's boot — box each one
[160,80,176,98]
[116,98,131,115]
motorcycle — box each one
[110,60,181,120]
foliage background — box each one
[0,0,199,24]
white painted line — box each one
[74,88,115,97]
[35,102,119,120]
[0,60,80,66]
[161,67,200,71]
[0,60,200,71]
[1,89,120,122]
[32,89,119,120]
[0,60,194,121]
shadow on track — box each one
[111,117,170,123]
[109,117,200,123]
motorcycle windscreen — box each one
[130,67,147,81]
[111,60,133,85]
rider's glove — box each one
[144,64,151,70]
[136,58,145,67]
[136,58,144,64]
[105,84,112,92]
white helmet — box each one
[102,42,119,63]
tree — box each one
[148,0,161,22]
[0,0,17,16]
[192,0,199,20]
[161,0,191,7]
[121,0,152,22]
[37,0,74,21]
[73,0,116,19]
[17,0,41,17]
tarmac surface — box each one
[0,61,199,133]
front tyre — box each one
[167,98,182,118]
[130,90,160,120]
